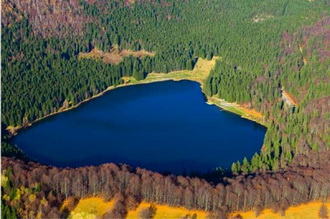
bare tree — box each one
[319,204,329,219]
[254,205,262,217]
[139,204,157,219]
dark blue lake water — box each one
[13,80,266,174]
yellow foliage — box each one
[40,197,48,206]
[229,201,330,219]
[66,198,329,219]
[18,208,23,215]
[28,194,37,202]
[61,196,77,211]
[70,212,96,219]
[14,189,21,201]
[13,186,32,201]
[68,198,208,219]
[127,202,208,219]
[2,194,10,201]
[29,210,36,218]
[68,197,114,219]
[36,212,42,219]
[20,186,30,195]
[1,174,8,188]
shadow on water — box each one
[19,150,232,183]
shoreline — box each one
[7,57,266,135]
[6,77,176,135]
[7,77,266,135]
[206,97,266,127]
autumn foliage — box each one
[2,151,330,218]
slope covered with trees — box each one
[2,153,330,218]
[2,0,329,128]
[205,15,330,173]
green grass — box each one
[219,104,245,116]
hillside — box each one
[2,155,330,218]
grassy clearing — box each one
[207,96,266,126]
[66,197,329,219]
[65,198,208,219]
[122,56,219,87]
[230,201,330,219]
[144,56,219,85]
[208,97,246,116]
[67,197,115,219]
[78,47,155,64]
[127,202,208,219]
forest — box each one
[2,152,330,218]
[1,0,330,217]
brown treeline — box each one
[2,151,330,218]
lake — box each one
[13,80,266,174]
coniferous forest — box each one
[1,0,330,218]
